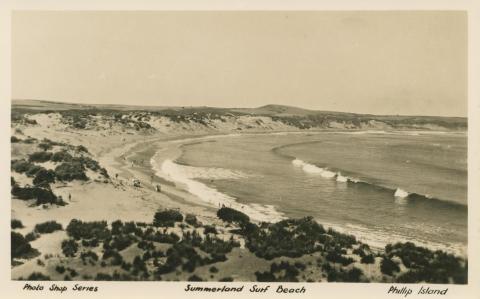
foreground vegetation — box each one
[11,137,109,206]
[11,208,467,283]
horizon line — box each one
[11,98,468,119]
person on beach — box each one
[68,193,71,201]
[156,184,161,193]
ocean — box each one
[151,131,468,255]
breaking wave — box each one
[290,158,465,207]
[151,153,284,223]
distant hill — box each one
[11,99,467,131]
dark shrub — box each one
[51,150,73,162]
[325,251,354,266]
[38,143,53,151]
[35,221,63,234]
[209,266,219,273]
[344,267,364,282]
[55,162,88,181]
[95,273,113,281]
[240,221,259,236]
[147,231,180,244]
[81,251,99,264]
[25,232,40,242]
[28,151,53,163]
[153,209,183,227]
[23,137,37,144]
[185,214,199,227]
[24,118,38,125]
[55,265,66,274]
[217,207,249,224]
[188,275,203,281]
[110,235,134,251]
[82,238,99,247]
[246,217,326,260]
[380,257,400,276]
[11,219,24,229]
[11,159,33,173]
[204,225,217,235]
[396,270,423,283]
[76,145,89,153]
[25,165,45,178]
[11,185,60,205]
[361,254,375,264]
[132,256,147,274]
[33,169,56,186]
[219,277,234,282]
[26,272,50,280]
[11,232,36,258]
[11,136,21,143]
[61,239,78,257]
[66,219,110,240]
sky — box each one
[12,11,467,116]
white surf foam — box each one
[336,172,348,182]
[151,153,284,223]
[292,159,336,178]
[394,188,409,198]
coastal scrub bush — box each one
[185,214,200,227]
[11,231,37,259]
[54,162,88,181]
[246,217,326,260]
[28,151,53,163]
[109,234,134,251]
[76,145,89,153]
[80,251,99,265]
[11,185,61,205]
[66,219,110,240]
[33,169,56,186]
[153,209,183,227]
[51,150,73,162]
[255,261,300,282]
[188,275,203,281]
[386,242,467,284]
[361,254,375,264]
[11,159,35,174]
[325,251,354,266]
[25,165,46,178]
[34,221,63,234]
[146,231,180,244]
[217,207,249,224]
[61,239,78,257]
[326,267,364,282]
[38,143,53,151]
[102,248,124,265]
[380,257,400,276]
[203,225,217,235]
[26,272,50,281]
[11,136,21,143]
[55,265,66,274]
[11,219,24,229]
[25,232,40,242]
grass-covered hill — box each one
[12,99,467,132]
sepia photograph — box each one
[3,4,480,298]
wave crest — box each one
[151,155,284,223]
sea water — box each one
[152,131,467,255]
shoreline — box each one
[115,131,467,257]
[10,124,468,282]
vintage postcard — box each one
[1,1,479,298]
